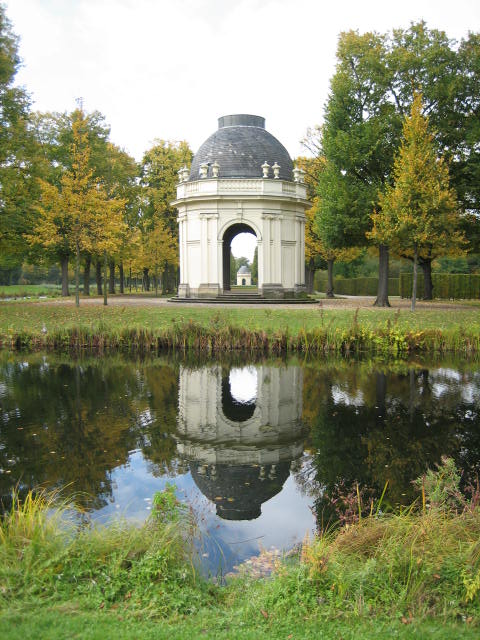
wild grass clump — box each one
[292,459,480,621]
[0,486,212,619]
[221,459,480,628]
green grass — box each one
[2,608,477,639]
[1,299,480,355]
[0,284,62,299]
[1,461,480,639]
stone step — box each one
[168,296,318,305]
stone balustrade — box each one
[177,178,307,200]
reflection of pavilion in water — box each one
[176,365,305,520]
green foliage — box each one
[301,459,480,620]
[370,94,463,262]
[0,488,204,617]
[413,456,462,510]
[0,284,61,298]
[152,484,189,525]
[314,272,399,296]
[0,5,40,267]
[2,472,480,638]
[140,139,192,238]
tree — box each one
[296,148,326,292]
[316,23,480,305]
[32,107,113,295]
[99,142,139,295]
[369,94,464,311]
[251,246,258,285]
[0,5,39,280]
[142,221,178,296]
[140,140,192,292]
[29,108,126,305]
[318,30,399,306]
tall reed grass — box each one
[0,487,208,617]
[3,318,480,356]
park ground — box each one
[1,293,480,355]
[1,299,480,638]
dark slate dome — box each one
[237,265,251,275]
[191,462,290,520]
[189,114,293,182]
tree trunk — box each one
[409,369,416,422]
[374,244,391,307]
[143,267,150,292]
[119,262,124,294]
[412,243,418,312]
[109,261,115,294]
[96,259,102,295]
[326,259,334,298]
[75,241,80,308]
[375,372,387,424]
[61,255,70,297]
[420,258,433,300]
[103,251,108,306]
[83,254,91,296]
[305,258,314,294]
[129,267,132,293]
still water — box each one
[1,353,479,573]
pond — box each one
[1,353,479,574]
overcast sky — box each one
[6,0,480,164]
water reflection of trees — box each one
[2,355,480,523]
[0,356,180,510]
[301,364,480,525]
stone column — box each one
[261,214,271,284]
[261,214,284,298]
[294,215,306,293]
[178,215,190,298]
[198,214,220,297]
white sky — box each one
[6,0,480,261]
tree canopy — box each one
[369,94,464,309]
[314,22,480,304]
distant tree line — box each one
[0,5,191,303]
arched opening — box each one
[221,366,257,422]
[222,223,257,292]
[242,278,246,286]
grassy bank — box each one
[1,300,480,355]
[0,284,62,299]
[1,461,479,639]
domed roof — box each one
[189,114,293,182]
[237,265,251,275]
[191,462,290,520]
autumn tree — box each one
[32,107,113,294]
[295,147,326,292]
[99,142,139,295]
[29,108,126,305]
[369,94,463,311]
[142,221,178,296]
[140,140,192,292]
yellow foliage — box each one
[28,109,127,260]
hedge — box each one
[314,272,399,296]
[400,272,480,299]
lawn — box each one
[0,284,62,299]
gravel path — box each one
[36,295,479,312]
